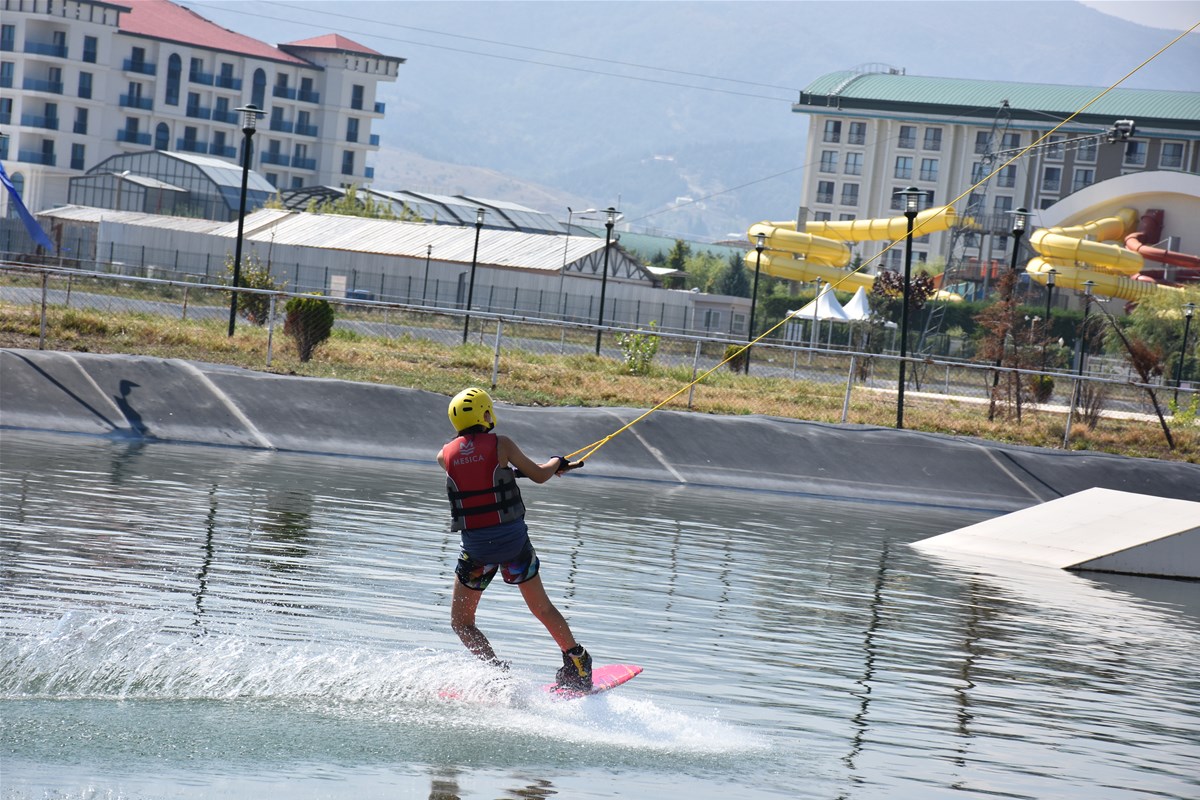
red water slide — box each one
[1125,209,1200,283]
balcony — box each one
[74,120,88,134]
[23,77,64,94]
[297,89,320,103]
[848,133,865,145]
[268,118,294,133]
[898,136,916,149]
[117,129,151,145]
[120,94,153,110]
[1041,179,1061,193]
[18,149,57,166]
[295,123,318,137]
[209,143,236,158]
[261,151,290,167]
[211,109,238,124]
[816,192,834,204]
[20,113,59,130]
[189,70,215,86]
[272,85,297,100]
[373,101,386,114]
[24,41,68,58]
[122,58,156,76]
[185,105,212,120]
[176,138,208,154]
[292,157,316,171]
[214,74,242,90]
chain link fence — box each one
[2,262,1196,455]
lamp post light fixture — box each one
[1042,268,1056,371]
[594,207,617,356]
[227,103,265,337]
[1175,302,1196,406]
[745,231,767,374]
[894,186,923,429]
[462,207,486,344]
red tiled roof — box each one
[284,33,383,57]
[119,0,311,65]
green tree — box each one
[225,252,283,326]
[665,240,691,274]
[284,293,335,362]
[683,252,727,293]
[720,252,751,298]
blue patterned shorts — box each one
[455,539,540,591]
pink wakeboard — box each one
[542,663,643,700]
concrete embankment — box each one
[2,348,1198,513]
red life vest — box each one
[441,432,526,531]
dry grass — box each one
[2,303,1197,463]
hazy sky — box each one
[1080,1,1200,32]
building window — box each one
[83,36,98,63]
[154,122,169,150]
[1160,142,1184,170]
[165,54,181,106]
[342,150,355,176]
[1041,166,1062,193]
[212,130,228,156]
[974,131,991,154]
[994,196,1013,214]
[838,213,856,222]
[898,125,916,149]
[919,158,938,182]
[1072,168,1095,193]
[265,173,278,188]
[840,183,859,206]
[78,71,92,99]
[894,156,912,180]
[819,150,838,173]
[923,127,942,151]
[813,211,832,222]
[823,119,841,143]
[1038,197,1056,211]
[1077,139,1097,163]
[346,117,360,143]
[844,152,862,176]
[351,84,365,110]
[1001,132,1020,150]
[0,61,12,89]
[816,181,834,204]
[890,186,904,211]
[1,25,14,52]
[71,143,86,171]
[848,121,866,145]
[292,176,304,189]
[997,164,1016,188]
[74,107,88,134]
[1123,140,1147,167]
[1045,135,1064,160]
[252,68,266,108]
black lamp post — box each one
[594,207,617,356]
[462,207,486,344]
[227,103,264,337]
[421,244,432,304]
[895,186,923,429]
[745,231,766,374]
[1175,302,1196,405]
[1041,268,1056,371]
[1076,280,1096,378]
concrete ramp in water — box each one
[913,488,1200,580]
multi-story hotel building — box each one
[792,67,1200,273]
[1,0,402,216]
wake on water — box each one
[1,610,765,756]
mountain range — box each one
[189,1,1200,240]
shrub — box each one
[284,293,335,362]
[723,343,748,372]
[1027,375,1054,403]
[225,252,283,326]
[616,322,660,375]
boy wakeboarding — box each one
[437,387,593,691]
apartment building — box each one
[1,0,401,216]
[792,67,1200,272]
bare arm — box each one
[497,435,562,484]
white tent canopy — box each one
[842,286,873,321]
[788,285,850,322]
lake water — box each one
[2,431,1197,799]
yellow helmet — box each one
[448,387,495,433]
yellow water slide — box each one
[1024,208,1181,301]
[746,207,960,293]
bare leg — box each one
[517,574,578,652]
[450,579,498,662]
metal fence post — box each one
[266,294,278,368]
[687,340,702,410]
[182,286,190,321]
[491,319,504,389]
[39,273,49,350]
[1063,377,1080,448]
[842,355,856,423]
